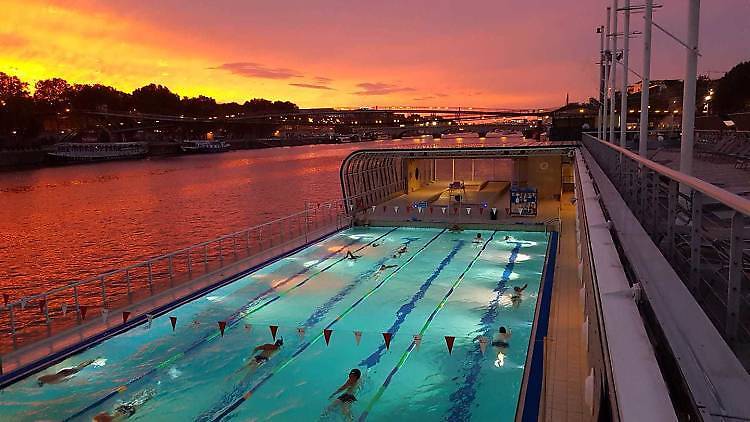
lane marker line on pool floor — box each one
[203,229,448,422]
[358,231,498,421]
[62,228,398,422]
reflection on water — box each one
[0,137,524,298]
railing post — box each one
[689,192,703,293]
[246,230,251,253]
[73,285,81,323]
[726,211,744,342]
[8,305,17,349]
[147,261,154,294]
[125,269,132,299]
[218,240,224,266]
[187,249,193,277]
[204,244,209,272]
[168,255,174,287]
[100,276,107,307]
[665,179,678,260]
[650,171,659,236]
[232,237,238,259]
[43,294,51,333]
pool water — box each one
[0,227,549,421]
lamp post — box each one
[638,0,653,157]
[604,7,612,141]
[619,0,630,148]
[679,0,700,180]
[598,26,605,139]
[609,0,619,144]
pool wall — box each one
[0,228,345,389]
[517,231,559,422]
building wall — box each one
[406,159,432,192]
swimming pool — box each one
[0,227,549,421]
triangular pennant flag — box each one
[382,332,392,350]
[406,206,411,213]
[445,336,455,355]
[466,207,471,215]
[324,329,333,345]
[394,206,399,214]
[354,331,362,345]
[20,298,27,310]
[61,303,68,316]
[382,205,387,212]
[218,321,227,337]
[244,323,253,332]
[413,334,422,351]
[429,206,434,214]
[478,336,489,355]
[492,207,497,215]
[297,327,305,339]
[418,207,423,214]
[453,207,458,215]
[479,207,484,215]
[441,207,447,214]
[122,311,131,324]
[101,308,109,322]
[146,314,154,329]
[371,206,376,213]
[38,299,46,314]
[270,325,279,340]
[80,306,88,320]
[169,316,177,331]
[348,204,354,211]
[3,293,9,306]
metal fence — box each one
[0,200,351,355]
[581,133,750,360]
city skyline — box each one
[1,0,749,108]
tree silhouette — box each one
[715,61,750,114]
[132,84,180,114]
[34,78,73,111]
[0,72,29,101]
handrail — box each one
[582,133,750,216]
[3,199,347,308]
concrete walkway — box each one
[542,192,587,421]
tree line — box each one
[0,72,298,147]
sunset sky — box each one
[1,0,748,108]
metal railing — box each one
[0,200,351,355]
[582,133,750,363]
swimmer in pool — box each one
[247,338,283,369]
[93,388,156,421]
[327,368,362,420]
[448,224,463,232]
[37,358,98,386]
[396,245,408,256]
[511,284,528,308]
[473,233,483,244]
[503,235,513,242]
[492,326,512,349]
[346,251,361,260]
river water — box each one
[0,136,518,300]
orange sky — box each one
[1,0,748,108]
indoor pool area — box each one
[0,227,550,421]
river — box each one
[0,136,517,299]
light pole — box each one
[596,25,606,139]
[679,0,700,179]
[609,0,619,144]
[638,0,653,157]
[619,0,630,148]
[604,7,612,141]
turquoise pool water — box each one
[0,227,548,421]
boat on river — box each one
[48,142,148,162]
[180,140,231,153]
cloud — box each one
[314,76,332,83]
[354,82,415,96]
[213,62,301,79]
[0,32,27,49]
[289,83,334,90]
[413,96,435,101]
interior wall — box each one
[527,155,562,199]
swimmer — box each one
[448,224,463,232]
[373,263,398,278]
[371,242,380,248]
[492,326,512,349]
[93,388,156,421]
[396,245,408,256]
[473,233,483,244]
[37,358,98,386]
[503,235,513,242]
[247,338,283,369]
[327,368,362,421]
[346,251,361,260]
[190,320,201,328]
[511,284,528,308]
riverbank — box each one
[0,136,365,171]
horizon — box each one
[2,0,749,109]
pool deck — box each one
[541,192,587,421]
